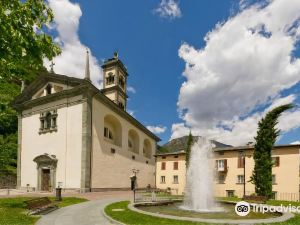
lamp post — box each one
[243,151,246,197]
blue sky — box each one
[75,0,234,143]
[47,0,300,146]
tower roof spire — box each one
[85,49,90,81]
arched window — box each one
[106,72,115,85]
[128,129,139,154]
[143,139,152,159]
[104,114,122,147]
[119,76,125,89]
[118,102,125,109]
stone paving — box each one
[36,191,131,225]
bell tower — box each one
[101,52,128,110]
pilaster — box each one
[17,114,22,189]
[80,96,92,192]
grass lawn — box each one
[0,196,87,225]
[105,201,300,225]
[105,201,206,225]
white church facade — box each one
[12,53,160,192]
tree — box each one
[0,0,60,81]
[0,0,61,175]
[251,104,293,198]
[185,131,193,168]
[0,134,17,176]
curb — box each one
[102,206,126,225]
[128,202,294,224]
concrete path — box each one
[37,194,130,225]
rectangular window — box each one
[272,174,276,184]
[52,117,57,127]
[216,159,227,171]
[104,127,108,138]
[271,191,277,200]
[237,156,245,168]
[160,176,165,184]
[161,162,166,170]
[272,157,280,167]
[39,110,58,134]
[173,162,178,170]
[173,175,178,184]
[237,175,245,184]
[104,127,113,140]
[218,174,225,184]
[226,190,235,198]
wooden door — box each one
[41,169,50,191]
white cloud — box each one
[147,125,167,134]
[291,141,300,144]
[127,86,136,94]
[171,123,190,140]
[155,0,182,19]
[44,0,102,88]
[173,0,300,146]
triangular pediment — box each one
[32,82,71,99]
[13,72,85,106]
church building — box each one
[12,52,160,192]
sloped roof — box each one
[12,72,160,142]
[12,72,84,106]
[214,144,300,152]
[156,135,300,156]
[157,135,231,154]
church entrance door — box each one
[34,154,57,191]
[41,169,50,191]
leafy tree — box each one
[0,0,61,175]
[185,131,193,168]
[251,104,293,198]
[0,134,17,176]
[0,0,60,81]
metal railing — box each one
[215,190,300,201]
[134,188,183,203]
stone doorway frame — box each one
[33,154,57,192]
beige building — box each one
[12,52,160,192]
[155,136,300,201]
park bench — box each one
[24,197,58,215]
[243,195,268,203]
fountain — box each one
[132,136,283,222]
[181,137,223,212]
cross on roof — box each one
[50,61,55,73]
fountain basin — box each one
[179,205,225,213]
[133,201,282,220]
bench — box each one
[24,197,58,215]
[243,195,268,203]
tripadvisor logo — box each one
[235,201,250,216]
